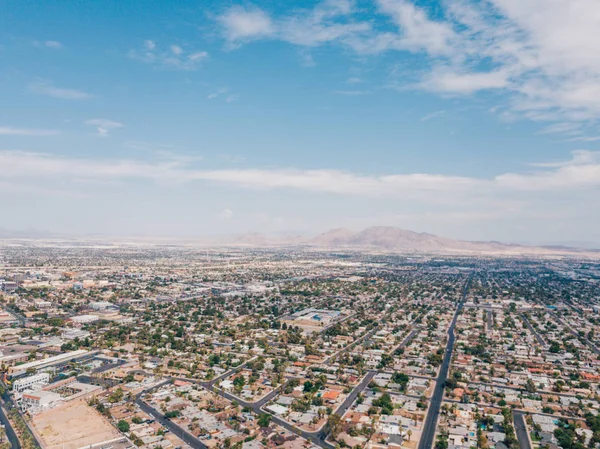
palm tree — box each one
[407,429,412,441]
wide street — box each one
[417,275,471,449]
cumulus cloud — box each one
[219,6,275,42]
[218,1,370,48]
[215,0,600,132]
[374,0,456,55]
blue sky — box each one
[1,0,600,243]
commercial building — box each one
[90,301,118,311]
[19,377,102,414]
[61,328,91,340]
[70,314,99,325]
[13,373,50,392]
[8,349,98,377]
[21,391,63,414]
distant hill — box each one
[309,228,356,246]
[305,226,598,256]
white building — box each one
[61,328,91,341]
[8,349,96,377]
[34,300,52,309]
[13,373,50,393]
[21,391,62,414]
[70,314,99,325]
[90,301,117,311]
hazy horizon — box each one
[2,224,599,250]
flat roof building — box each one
[8,349,97,377]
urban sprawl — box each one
[0,242,600,449]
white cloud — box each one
[219,6,274,42]
[218,1,370,48]
[33,40,63,49]
[129,41,209,70]
[44,40,63,49]
[215,0,600,133]
[1,150,598,197]
[85,119,124,137]
[496,151,600,191]
[0,126,60,136]
[218,208,234,219]
[374,0,456,55]
[537,122,583,135]
[562,136,600,143]
[2,149,600,239]
[189,51,209,61]
[419,70,509,94]
[29,81,93,100]
[420,110,445,121]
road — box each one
[136,398,208,449]
[202,378,336,449]
[135,380,209,449]
[0,403,21,449]
[417,274,471,449]
[131,303,428,449]
[321,326,379,365]
[513,410,532,449]
[467,380,579,398]
[520,314,546,346]
[199,366,378,448]
[324,308,422,365]
[552,314,600,356]
[389,328,419,356]
[132,324,418,449]
[330,371,377,421]
[138,375,333,449]
[92,359,126,374]
[4,306,26,327]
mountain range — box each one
[229,226,600,256]
[1,226,598,256]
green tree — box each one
[258,413,271,427]
[117,420,130,432]
[327,413,342,439]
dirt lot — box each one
[31,399,122,449]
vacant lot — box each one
[31,399,121,449]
